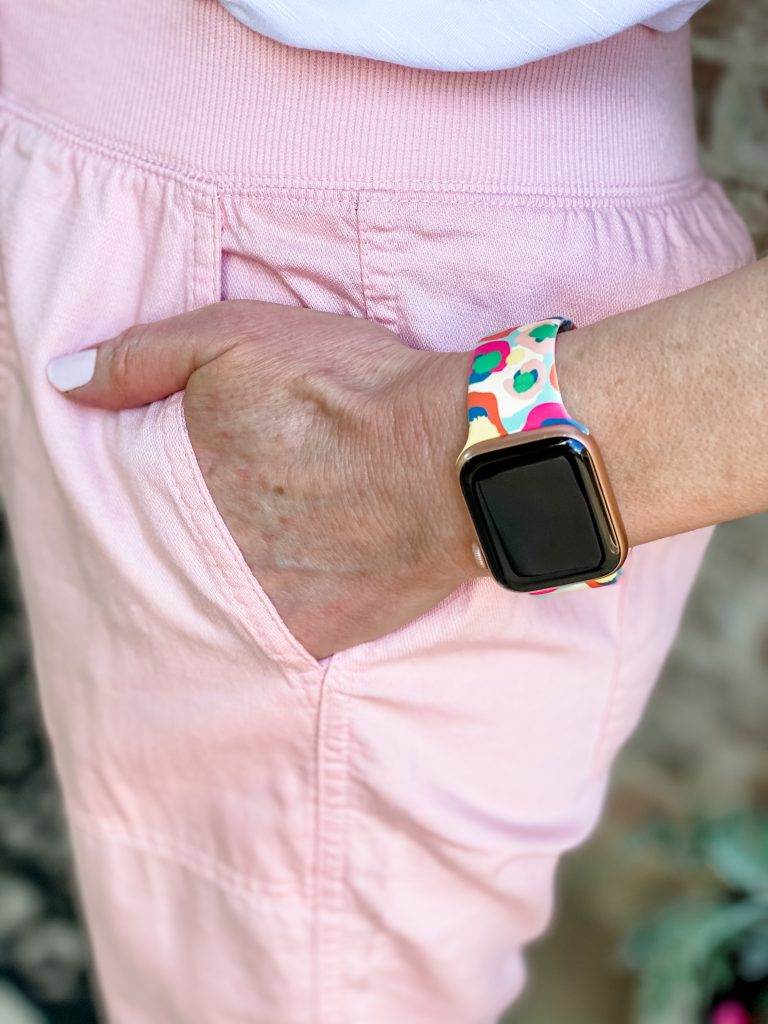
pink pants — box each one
[0,3,754,1021]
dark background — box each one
[1,2,767,1021]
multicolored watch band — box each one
[461,317,621,593]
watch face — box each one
[459,433,624,592]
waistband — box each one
[0,0,701,195]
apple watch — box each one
[457,318,628,594]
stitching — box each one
[189,190,219,309]
[312,667,353,1023]
[350,181,711,210]
[213,186,225,302]
[353,191,370,319]
[0,96,710,209]
[199,182,707,208]
[0,98,216,199]
[68,809,307,902]
[0,98,355,198]
[355,195,401,336]
[310,655,335,1021]
[187,194,199,314]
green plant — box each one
[623,811,768,1024]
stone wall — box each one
[694,0,768,256]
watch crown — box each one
[472,541,488,572]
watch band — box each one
[461,317,621,594]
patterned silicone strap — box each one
[462,318,620,593]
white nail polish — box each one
[46,349,97,392]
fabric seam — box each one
[312,667,353,1023]
[68,810,308,902]
[0,96,710,208]
[355,196,402,338]
[353,192,371,319]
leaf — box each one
[626,900,768,1021]
[738,923,768,981]
[705,817,768,895]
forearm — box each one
[429,258,768,562]
[558,258,767,547]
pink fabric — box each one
[0,3,755,1022]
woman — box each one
[0,1,764,1020]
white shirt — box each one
[218,0,707,72]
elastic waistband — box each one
[0,0,701,194]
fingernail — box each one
[46,349,97,392]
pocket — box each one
[155,389,324,676]
[356,185,756,354]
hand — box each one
[46,302,477,657]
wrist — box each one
[448,319,628,592]
[555,321,638,548]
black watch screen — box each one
[459,434,623,592]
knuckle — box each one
[107,325,148,403]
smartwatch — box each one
[457,318,628,595]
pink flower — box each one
[710,1000,751,1024]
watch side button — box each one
[472,541,488,573]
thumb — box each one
[45,303,244,411]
